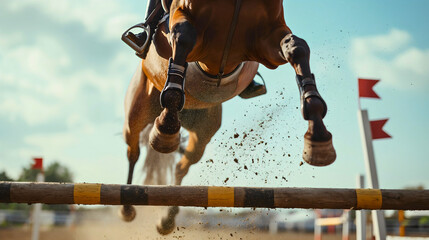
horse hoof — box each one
[302,137,336,166]
[149,122,180,153]
[120,205,136,222]
[156,217,176,235]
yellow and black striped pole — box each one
[1,182,428,210]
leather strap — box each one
[301,77,315,87]
[216,0,242,87]
[145,3,162,26]
[296,74,328,120]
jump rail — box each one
[1,182,428,210]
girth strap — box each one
[216,0,242,87]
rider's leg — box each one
[239,72,267,99]
[145,0,162,24]
[125,0,164,58]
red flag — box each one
[31,157,43,170]
[370,119,391,140]
[359,78,380,99]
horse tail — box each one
[140,124,178,185]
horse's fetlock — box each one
[282,35,309,59]
[127,146,140,163]
[162,90,183,110]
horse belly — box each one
[184,61,258,104]
[144,35,258,109]
[234,61,259,95]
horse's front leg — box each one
[281,34,336,166]
[149,13,197,153]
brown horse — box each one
[120,0,336,235]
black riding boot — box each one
[122,0,165,58]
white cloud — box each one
[352,29,411,53]
[393,47,429,75]
[0,33,24,48]
[0,95,61,125]
[0,33,131,126]
[0,38,74,125]
[3,36,70,82]
[0,1,140,183]
[4,0,141,41]
[350,29,429,91]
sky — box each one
[0,0,428,191]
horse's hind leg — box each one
[280,33,336,166]
[174,107,222,186]
[120,64,162,222]
[149,10,197,154]
[156,105,222,235]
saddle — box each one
[122,0,267,99]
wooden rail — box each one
[1,182,428,210]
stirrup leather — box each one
[160,58,188,111]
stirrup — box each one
[121,23,153,59]
[239,72,267,99]
[296,74,327,120]
[160,58,188,111]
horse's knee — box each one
[281,34,310,64]
[171,21,197,54]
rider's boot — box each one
[239,72,267,99]
[123,0,165,59]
